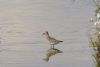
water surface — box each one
[0,0,95,67]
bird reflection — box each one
[43,48,62,62]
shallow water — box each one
[0,0,96,67]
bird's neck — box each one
[45,34,50,39]
[44,57,49,61]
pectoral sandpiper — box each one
[43,31,63,48]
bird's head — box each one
[42,31,49,36]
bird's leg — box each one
[52,44,54,49]
[51,45,53,48]
[51,44,54,49]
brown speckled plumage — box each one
[43,31,63,48]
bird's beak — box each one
[42,33,44,36]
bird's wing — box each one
[50,37,57,41]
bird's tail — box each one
[59,40,63,42]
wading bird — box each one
[43,31,63,48]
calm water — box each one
[0,0,95,67]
